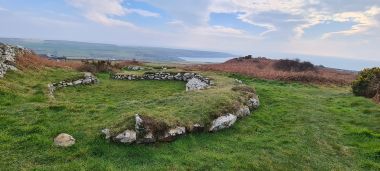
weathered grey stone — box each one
[135,114,156,143]
[114,130,136,143]
[73,80,82,85]
[247,97,260,109]
[159,126,186,141]
[0,44,26,78]
[101,128,111,139]
[209,114,237,132]
[54,133,75,147]
[186,78,209,91]
[235,106,251,118]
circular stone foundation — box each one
[49,71,260,144]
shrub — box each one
[273,59,316,72]
[352,67,380,98]
[77,60,114,73]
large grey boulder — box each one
[209,114,237,132]
[54,133,75,147]
[186,78,209,91]
[114,130,136,143]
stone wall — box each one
[112,72,214,91]
[0,43,30,78]
[48,72,98,98]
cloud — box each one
[321,6,380,39]
[193,25,245,35]
[125,9,160,17]
[66,0,159,28]
[0,6,8,11]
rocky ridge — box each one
[0,43,30,78]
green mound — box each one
[55,71,248,134]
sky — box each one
[0,0,380,66]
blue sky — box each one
[0,0,380,64]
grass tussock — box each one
[190,57,356,85]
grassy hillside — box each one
[1,67,379,170]
[194,57,356,85]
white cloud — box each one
[322,6,380,39]
[125,8,160,17]
[66,0,159,28]
[193,25,245,35]
[0,6,8,11]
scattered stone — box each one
[209,114,237,132]
[235,106,251,118]
[247,97,260,109]
[101,128,111,139]
[186,78,209,91]
[54,133,75,147]
[235,79,243,84]
[126,66,144,71]
[114,130,136,143]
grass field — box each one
[1,69,379,170]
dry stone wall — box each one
[112,72,214,91]
[48,72,98,97]
[0,43,30,78]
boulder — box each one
[235,106,251,118]
[209,114,237,132]
[54,133,75,147]
[114,130,136,143]
[159,126,186,142]
[247,97,260,109]
[101,128,111,139]
[186,78,209,91]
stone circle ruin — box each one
[47,70,260,144]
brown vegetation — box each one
[16,53,82,70]
[17,52,142,73]
[189,57,356,85]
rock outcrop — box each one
[0,43,30,78]
[54,133,75,147]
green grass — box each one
[1,69,380,170]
